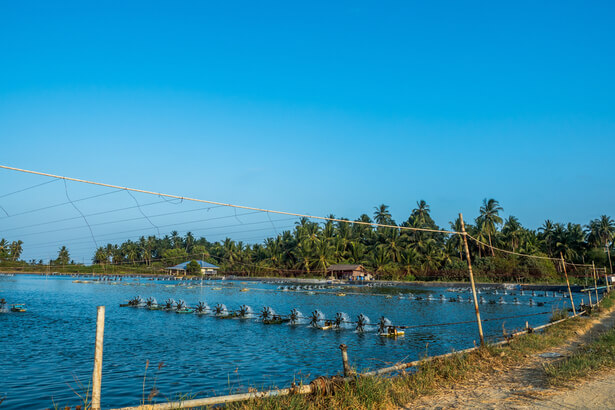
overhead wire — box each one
[466,233,594,268]
[23,216,298,250]
[0,165,459,235]
[0,164,601,274]
[0,197,191,233]
[63,178,98,248]
[0,187,124,220]
[0,178,58,199]
[125,189,161,236]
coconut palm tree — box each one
[586,215,615,273]
[373,204,393,226]
[411,200,431,225]
[369,245,389,275]
[501,216,523,252]
[0,238,8,260]
[9,240,23,261]
[294,239,314,275]
[314,239,334,277]
[448,218,464,259]
[399,247,419,277]
[539,220,556,256]
[477,198,503,256]
[383,228,405,263]
[56,246,70,266]
[347,241,367,264]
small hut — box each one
[166,260,219,275]
[327,264,373,281]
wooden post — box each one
[592,261,599,304]
[606,267,611,293]
[339,344,354,377]
[91,306,105,410]
[560,253,576,315]
[459,213,484,346]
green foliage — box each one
[0,238,24,262]
[550,307,569,322]
[161,248,189,267]
[4,200,614,282]
[185,260,201,275]
[545,324,615,385]
[55,246,70,265]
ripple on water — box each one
[0,276,586,408]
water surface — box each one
[0,275,585,408]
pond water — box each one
[0,275,587,409]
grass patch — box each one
[225,292,615,409]
[550,307,569,322]
[544,326,615,385]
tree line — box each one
[81,199,615,282]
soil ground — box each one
[404,308,615,409]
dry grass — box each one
[225,292,615,410]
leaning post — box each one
[605,267,611,293]
[91,306,105,410]
[459,213,484,346]
[592,261,599,304]
[559,253,576,315]
[339,344,354,377]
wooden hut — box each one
[327,264,373,281]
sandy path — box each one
[403,307,615,409]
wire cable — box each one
[63,179,98,248]
[0,165,459,235]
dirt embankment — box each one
[404,307,615,409]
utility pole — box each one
[459,213,484,346]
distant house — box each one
[166,260,219,275]
[327,264,373,281]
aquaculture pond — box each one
[0,274,588,409]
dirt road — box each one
[404,308,615,409]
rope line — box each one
[466,233,594,268]
[63,179,98,248]
[0,178,58,199]
[23,217,297,251]
[125,189,161,236]
[0,188,124,219]
[0,165,458,235]
[0,198,186,233]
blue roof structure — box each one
[167,260,219,270]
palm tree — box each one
[383,228,405,263]
[56,246,70,266]
[586,215,615,273]
[411,200,431,225]
[184,231,195,253]
[419,240,444,272]
[93,246,109,265]
[501,216,523,252]
[539,220,556,256]
[448,218,464,259]
[294,239,314,275]
[373,204,392,226]
[477,198,503,256]
[0,239,8,261]
[315,239,334,277]
[348,241,366,264]
[170,230,183,249]
[369,245,389,274]
[399,247,419,277]
[125,243,139,266]
[9,240,23,261]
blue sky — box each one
[1,1,614,262]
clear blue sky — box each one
[1,1,614,262]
